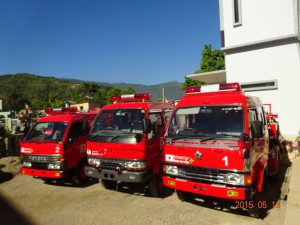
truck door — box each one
[249,107,268,166]
[147,110,164,174]
[256,107,269,154]
[66,121,88,169]
[249,107,269,192]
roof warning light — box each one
[110,93,151,103]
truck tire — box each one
[176,190,195,202]
[269,143,280,178]
[72,161,89,186]
[42,178,63,185]
[42,178,54,184]
[149,174,165,197]
[100,179,117,190]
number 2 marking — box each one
[222,156,228,166]
[55,146,60,153]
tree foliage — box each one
[195,44,225,73]
[0,74,136,111]
[181,77,204,90]
[182,44,225,89]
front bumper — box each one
[163,176,252,200]
[20,167,65,179]
[85,166,151,183]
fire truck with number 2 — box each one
[20,107,98,186]
[85,93,174,197]
[162,82,281,217]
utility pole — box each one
[161,84,165,102]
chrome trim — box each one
[23,154,61,163]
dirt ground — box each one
[0,155,291,225]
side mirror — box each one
[251,121,263,138]
[144,119,152,134]
[240,133,251,142]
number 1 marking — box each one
[222,156,228,166]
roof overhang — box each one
[186,70,226,84]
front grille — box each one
[101,161,123,170]
[31,163,48,170]
[178,165,226,184]
[23,154,60,163]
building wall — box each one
[221,0,296,47]
[225,43,300,135]
[220,0,300,135]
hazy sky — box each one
[0,0,221,85]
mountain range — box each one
[0,73,184,102]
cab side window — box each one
[249,107,266,138]
[256,107,266,126]
[248,109,257,138]
[68,122,86,143]
[148,112,162,140]
[163,110,173,124]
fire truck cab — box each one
[163,83,280,217]
[85,93,174,197]
[20,107,98,186]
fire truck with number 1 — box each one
[162,82,281,217]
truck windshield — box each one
[25,122,68,142]
[167,105,244,140]
[89,109,145,142]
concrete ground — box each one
[0,152,294,225]
[284,152,300,225]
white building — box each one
[188,0,300,136]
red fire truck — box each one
[162,83,281,217]
[85,93,174,197]
[20,107,98,186]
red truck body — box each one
[20,108,98,185]
[162,83,281,216]
[85,93,174,196]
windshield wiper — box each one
[89,134,98,141]
[26,139,54,143]
[89,130,116,140]
[110,135,120,141]
[167,134,207,143]
[200,134,240,142]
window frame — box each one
[232,0,242,27]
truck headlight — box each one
[87,157,101,167]
[124,161,146,171]
[165,165,179,176]
[23,162,32,168]
[48,164,61,170]
[224,173,244,185]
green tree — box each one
[122,86,135,95]
[0,74,139,109]
[195,44,225,73]
[79,81,98,101]
[6,90,29,111]
[182,44,225,89]
[182,77,205,90]
[105,86,137,103]
[30,98,46,111]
